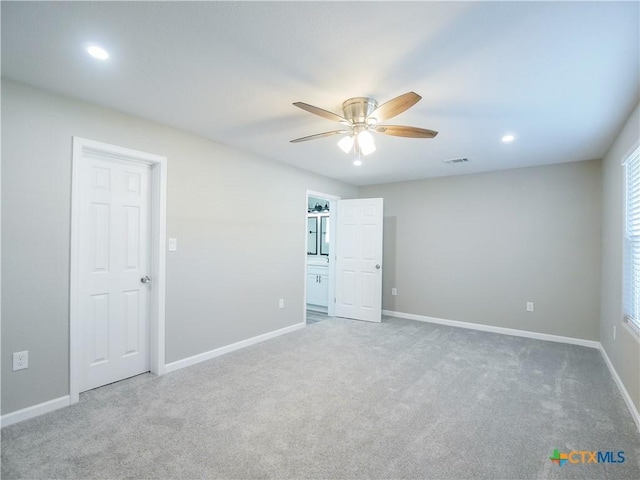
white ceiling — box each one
[2,1,638,186]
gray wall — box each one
[600,102,640,410]
[360,160,602,340]
[4,77,637,419]
[1,80,357,414]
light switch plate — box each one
[168,238,177,251]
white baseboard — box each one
[165,322,306,373]
[598,346,640,431]
[382,310,600,349]
[2,323,305,427]
[1,395,70,428]
[5,317,637,435]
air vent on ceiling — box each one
[443,157,469,164]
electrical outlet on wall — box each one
[13,351,28,371]
[526,302,534,312]
[278,298,284,309]
[391,288,397,296]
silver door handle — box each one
[375,264,381,270]
[141,275,151,284]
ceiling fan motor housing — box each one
[342,97,378,124]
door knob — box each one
[375,264,381,270]
[140,275,151,284]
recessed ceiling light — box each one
[87,45,109,60]
[502,134,515,143]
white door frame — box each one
[69,137,167,404]
[305,190,340,322]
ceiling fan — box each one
[290,92,438,157]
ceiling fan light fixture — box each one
[290,92,437,154]
[337,135,354,153]
[357,130,376,155]
[360,142,376,156]
[353,159,362,166]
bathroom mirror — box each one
[307,217,318,255]
[320,216,329,255]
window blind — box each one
[623,145,640,332]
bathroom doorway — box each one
[305,190,339,324]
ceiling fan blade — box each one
[368,92,421,122]
[374,125,438,138]
[290,130,351,143]
[293,102,348,124]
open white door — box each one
[335,198,383,323]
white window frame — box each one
[623,144,640,335]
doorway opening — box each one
[305,190,339,324]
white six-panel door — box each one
[78,154,151,392]
[335,198,384,323]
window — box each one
[623,145,640,333]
